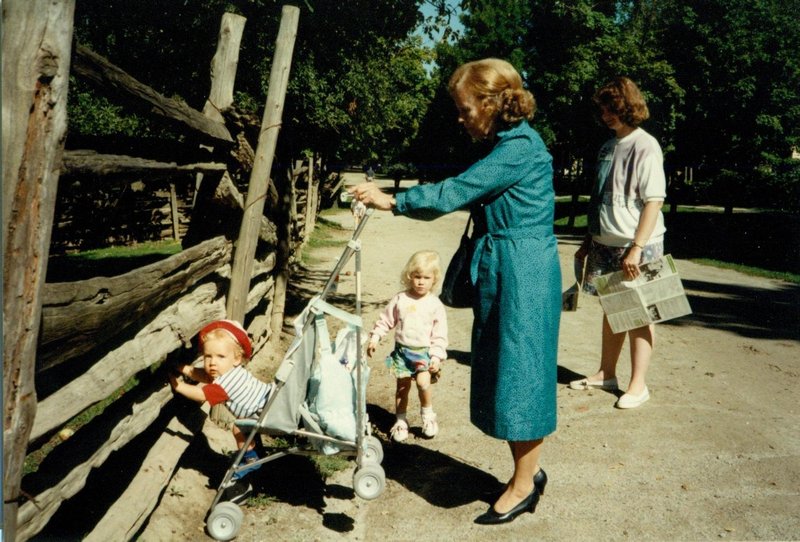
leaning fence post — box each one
[226,5,299,323]
[2,1,76,539]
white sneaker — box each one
[421,413,439,438]
[390,419,409,442]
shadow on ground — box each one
[366,404,500,508]
[670,279,800,342]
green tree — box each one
[71,0,437,167]
[653,0,800,210]
[414,0,682,190]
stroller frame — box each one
[205,211,384,541]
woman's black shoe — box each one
[474,488,540,525]
[534,468,548,495]
[483,468,547,503]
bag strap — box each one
[462,212,473,237]
[577,255,588,290]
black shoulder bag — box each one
[440,213,475,308]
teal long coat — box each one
[395,121,561,441]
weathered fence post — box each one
[304,153,319,240]
[203,12,246,122]
[227,5,300,323]
[194,12,247,208]
[169,183,181,240]
[2,1,76,539]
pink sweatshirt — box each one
[369,291,448,360]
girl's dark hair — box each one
[593,76,650,127]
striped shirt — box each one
[202,365,271,418]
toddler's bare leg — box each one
[415,371,432,408]
[395,377,412,415]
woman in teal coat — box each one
[351,58,561,525]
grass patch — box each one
[311,454,351,479]
[691,259,800,284]
[47,240,182,281]
[24,374,143,475]
[72,240,182,260]
[553,201,798,280]
[247,493,279,507]
[299,216,349,265]
[554,214,587,228]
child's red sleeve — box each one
[202,383,229,406]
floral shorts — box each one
[580,240,664,295]
[385,344,431,378]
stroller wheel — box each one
[207,501,243,541]
[353,464,386,500]
[362,435,384,465]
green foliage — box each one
[68,79,146,136]
[69,0,799,210]
[72,0,436,167]
[654,0,800,173]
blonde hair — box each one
[448,58,536,135]
[201,328,245,362]
[400,250,442,290]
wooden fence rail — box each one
[4,6,325,540]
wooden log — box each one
[227,6,299,322]
[83,413,203,542]
[72,44,233,144]
[39,236,233,371]
[181,170,278,249]
[169,183,180,240]
[203,13,246,122]
[61,149,227,178]
[194,11,246,246]
[17,384,194,541]
[32,283,225,442]
[2,1,75,538]
[32,264,276,442]
[305,153,319,238]
[267,168,295,351]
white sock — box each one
[421,406,434,417]
[396,412,407,423]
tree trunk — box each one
[306,153,318,235]
[227,6,300,322]
[2,1,76,538]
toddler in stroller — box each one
[198,211,385,541]
[169,319,274,503]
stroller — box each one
[205,211,385,541]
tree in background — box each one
[415,0,682,200]
[68,0,800,210]
[71,0,439,169]
[413,0,798,212]
[653,0,800,211]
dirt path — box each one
[140,176,800,541]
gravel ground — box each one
[140,176,800,542]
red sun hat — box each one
[199,319,253,359]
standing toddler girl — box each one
[367,250,448,442]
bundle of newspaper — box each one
[594,254,692,333]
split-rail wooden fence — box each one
[3,5,334,540]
